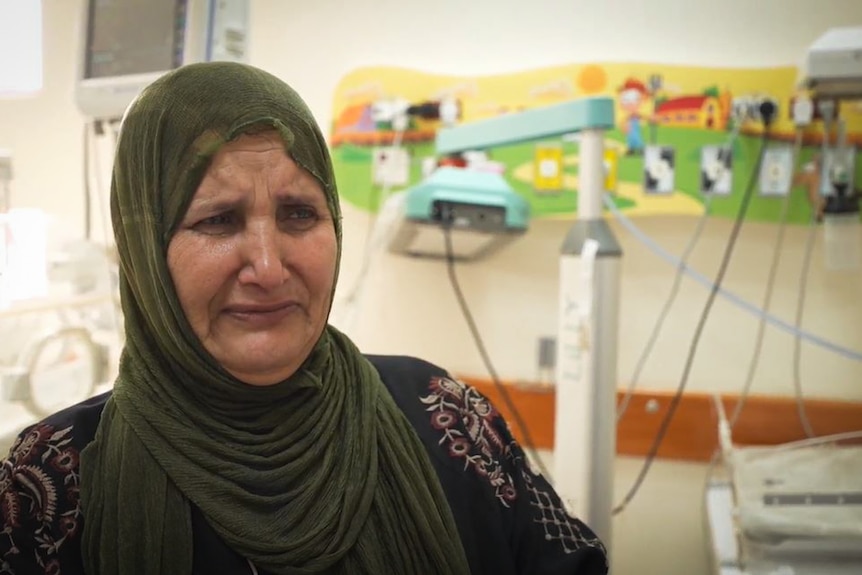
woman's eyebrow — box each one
[185,196,243,215]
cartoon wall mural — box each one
[328,63,862,224]
[617,77,650,156]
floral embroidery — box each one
[1,424,81,574]
[420,376,518,507]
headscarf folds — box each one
[79,62,471,575]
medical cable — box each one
[617,119,743,423]
[612,104,775,516]
[768,429,862,452]
[601,196,862,362]
[791,217,818,438]
[442,224,553,481]
[90,121,125,342]
[83,122,93,240]
[786,102,840,439]
[335,125,407,333]
[729,129,805,430]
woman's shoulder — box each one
[0,391,111,573]
[365,353,495,420]
[365,352,501,437]
[366,355,608,573]
[366,354,517,487]
[3,390,111,463]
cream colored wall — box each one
[0,0,861,401]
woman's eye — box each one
[280,206,319,230]
[194,212,237,232]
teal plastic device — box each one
[390,96,616,260]
[402,167,529,232]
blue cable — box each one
[602,193,862,363]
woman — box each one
[0,62,607,574]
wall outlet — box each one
[372,147,410,187]
[537,336,557,370]
[759,146,794,197]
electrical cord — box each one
[616,197,713,422]
[612,103,776,516]
[442,224,553,480]
[336,125,407,332]
[787,102,839,439]
[768,429,862,452]
[90,121,113,250]
[729,129,804,429]
[83,122,92,240]
[617,121,743,422]
[602,194,862,362]
[90,122,125,342]
[792,212,819,438]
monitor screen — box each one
[84,0,186,79]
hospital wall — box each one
[0,0,861,404]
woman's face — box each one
[167,132,338,386]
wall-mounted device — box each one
[386,94,619,546]
[389,98,614,262]
[76,0,250,120]
[802,26,862,99]
[387,167,529,261]
[800,28,862,270]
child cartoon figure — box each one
[618,78,649,156]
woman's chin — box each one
[220,352,303,387]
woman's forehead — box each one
[194,134,326,201]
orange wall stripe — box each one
[457,376,862,462]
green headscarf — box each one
[79,61,471,575]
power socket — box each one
[789,95,834,123]
[749,97,779,125]
[732,95,779,125]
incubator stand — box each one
[706,444,862,574]
[0,244,121,453]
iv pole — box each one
[435,97,619,547]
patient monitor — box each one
[76,0,250,120]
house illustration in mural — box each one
[654,87,732,130]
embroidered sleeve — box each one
[420,375,608,574]
[1,424,83,575]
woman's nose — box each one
[238,220,286,289]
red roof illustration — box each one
[656,95,709,114]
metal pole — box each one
[555,127,622,552]
[577,130,604,220]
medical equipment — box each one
[801,26,862,100]
[0,155,116,425]
[384,97,528,261]
[803,27,862,270]
[703,27,862,574]
[0,226,115,422]
[821,118,860,270]
[0,251,116,422]
[76,0,250,120]
[389,99,613,261]
[390,97,618,547]
[387,167,529,260]
[707,409,862,575]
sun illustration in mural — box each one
[577,65,608,95]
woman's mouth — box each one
[223,301,299,326]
